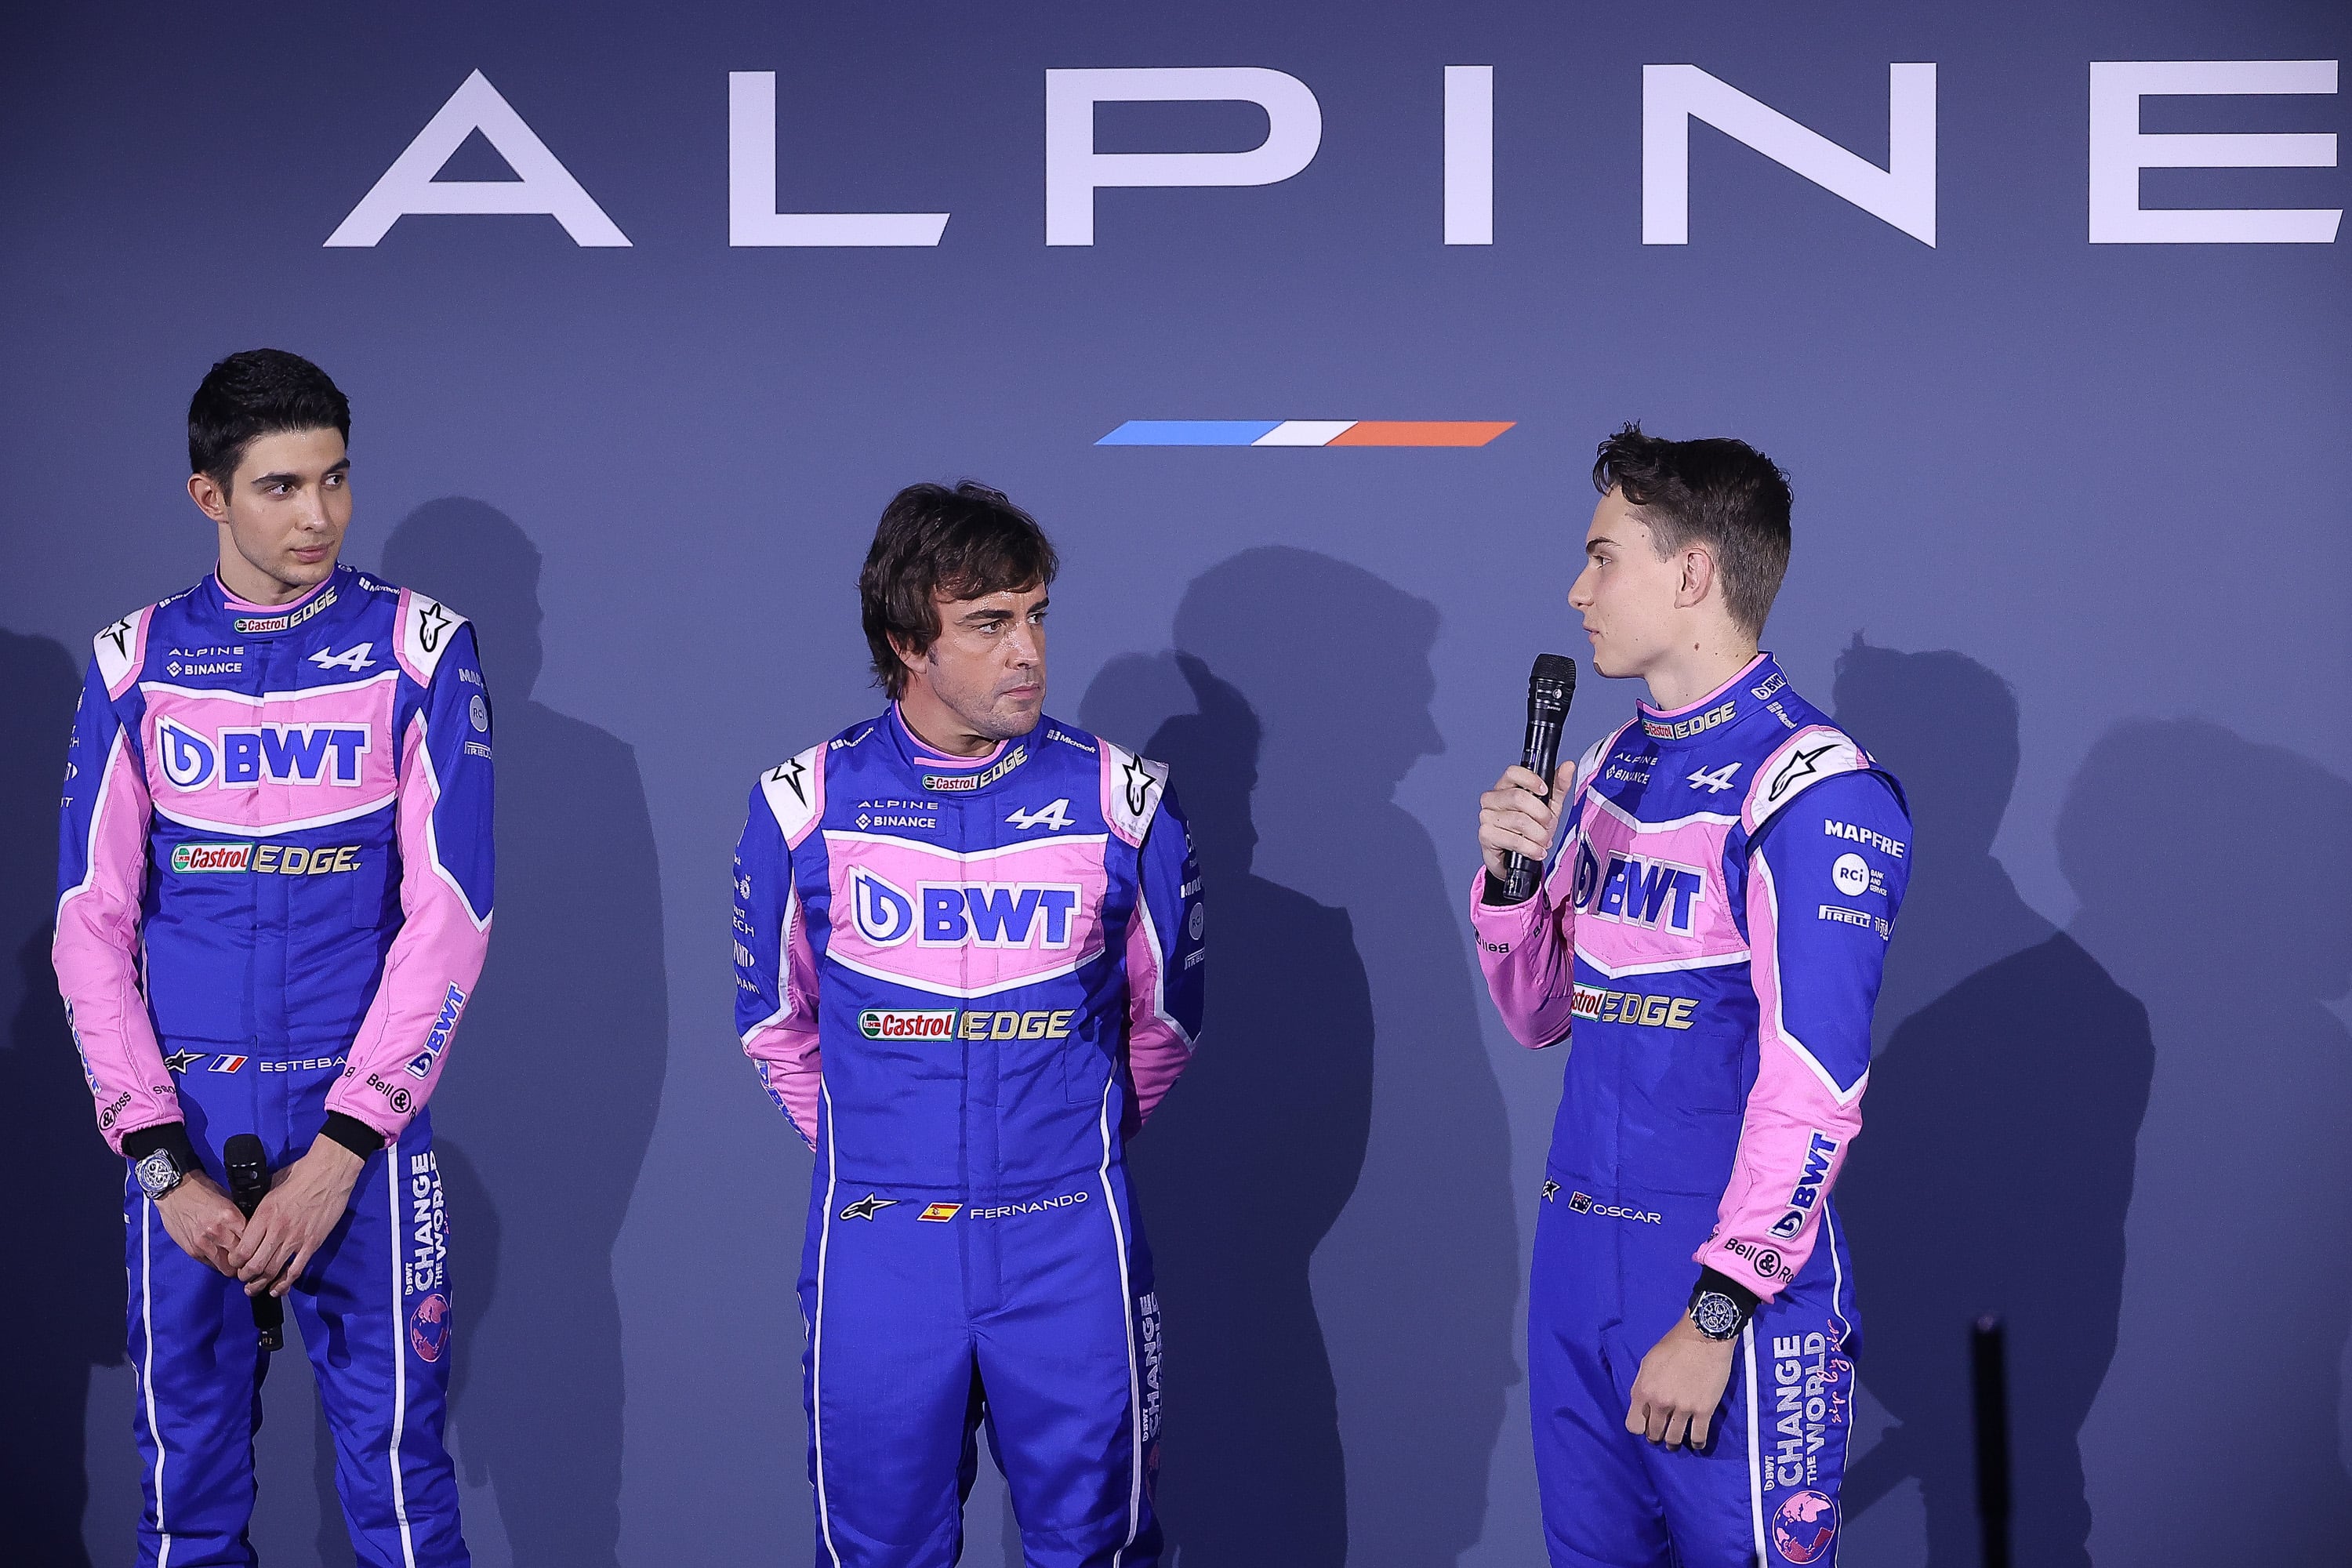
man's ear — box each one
[187,471,230,524]
[887,633,928,685]
[1675,546,1717,609]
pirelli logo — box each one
[1570,984,1698,1030]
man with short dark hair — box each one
[1472,426,1909,1566]
[56,349,490,1566]
[732,481,1204,1568]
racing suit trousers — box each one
[798,1156,1163,1568]
[1530,1182,1858,1568]
[123,1109,466,1568]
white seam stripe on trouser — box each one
[388,1154,418,1567]
[813,1088,844,1568]
[1744,1323,1766,1561]
[1099,1080,1144,1566]
[143,1197,174,1567]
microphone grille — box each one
[1530,653,1577,696]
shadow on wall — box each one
[1104,546,1516,1567]
[0,628,123,1566]
[2067,720,2352,1560]
[379,500,670,1568]
[1077,651,1374,1568]
[1831,642,2154,1568]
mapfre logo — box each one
[1570,845,1706,934]
[155,717,371,789]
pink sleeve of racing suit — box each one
[1120,779,1205,1133]
[53,642,181,1153]
[1695,765,1910,1301]
[325,622,495,1142]
[1469,747,1597,1051]
[734,769,823,1148]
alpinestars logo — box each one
[1767,743,1837,803]
[768,755,810,805]
[1120,755,1159,815]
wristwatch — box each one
[1690,1289,1745,1341]
[134,1146,186,1201]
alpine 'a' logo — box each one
[1007,798,1073,832]
[849,868,916,946]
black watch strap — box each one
[122,1120,198,1174]
[1689,1267,1762,1339]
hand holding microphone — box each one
[1478,654,1577,903]
[224,1134,286,1351]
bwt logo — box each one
[1572,845,1706,934]
[849,867,1081,949]
[1767,1131,1842,1240]
[157,717,369,789]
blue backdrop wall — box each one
[3,2,2347,1563]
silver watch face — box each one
[135,1149,181,1199]
[1693,1290,1744,1341]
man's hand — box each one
[1626,1315,1738,1449]
[227,1136,365,1298]
[1479,761,1576,887]
[155,1172,248,1274]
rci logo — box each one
[156,717,370,790]
[1571,846,1706,934]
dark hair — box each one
[188,350,351,485]
[859,482,1059,699]
[1591,423,1791,636]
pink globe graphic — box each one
[1770,1489,1838,1564]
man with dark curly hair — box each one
[731,481,1205,1568]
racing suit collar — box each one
[199,563,356,638]
[885,702,1042,794]
[1634,652,1787,747]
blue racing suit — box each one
[732,705,1204,1568]
[55,564,493,1566]
[1473,655,1909,1568]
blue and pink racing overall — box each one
[732,705,1204,1568]
[55,564,492,1566]
[1473,654,1909,1568]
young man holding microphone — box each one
[1474,426,1909,1567]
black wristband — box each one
[321,1112,387,1160]
[121,1120,199,1174]
[1693,1266,1762,1319]
[1482,870,1534,906]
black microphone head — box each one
[223,1133,266,1168]
[1527,653,1577,716]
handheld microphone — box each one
[223,1134,285,1352]
[1501,654,1578,902]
